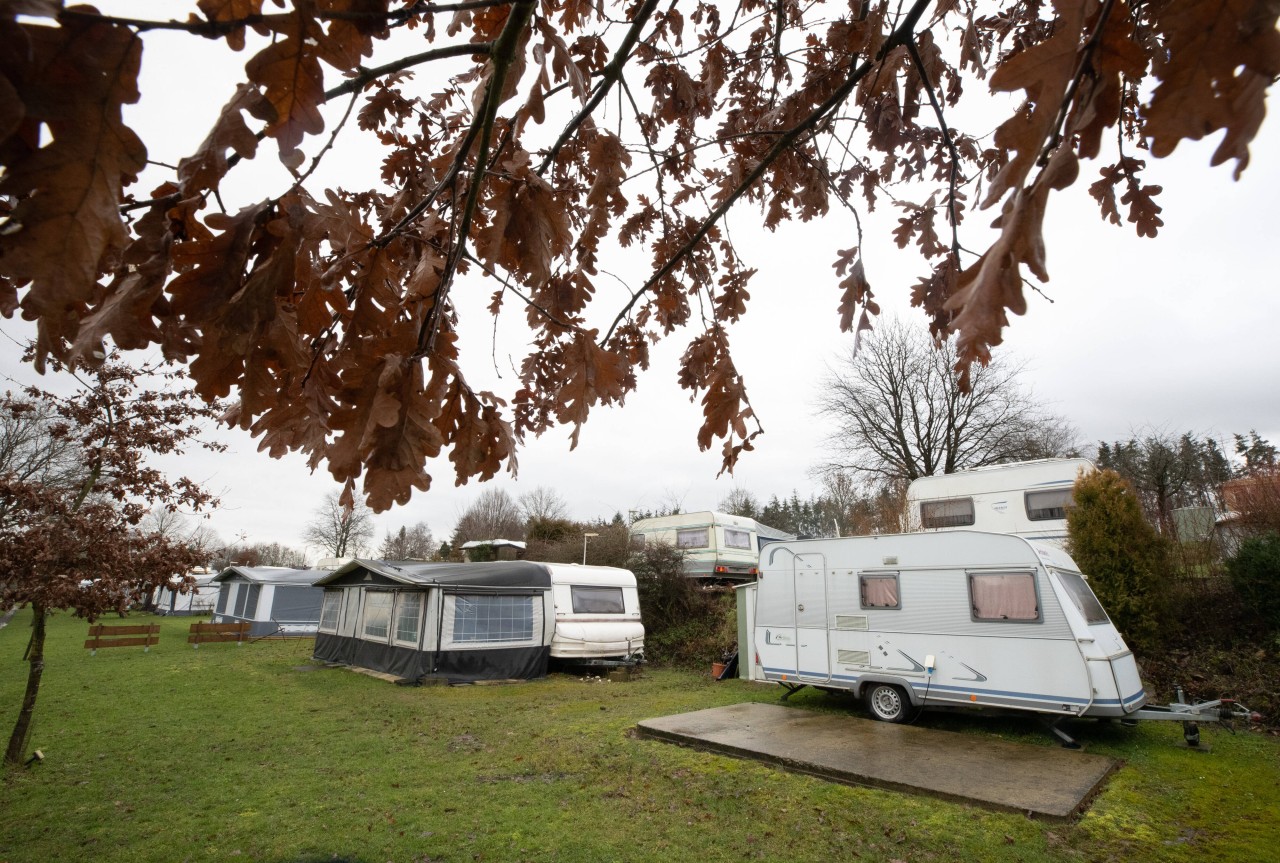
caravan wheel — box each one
[866,684,910,723]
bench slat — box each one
[84,636,159,649]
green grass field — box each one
[1,610,1276,863]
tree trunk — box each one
[5,603,46,767]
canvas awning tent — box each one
[312,559,554,683]
[211,566,327,637]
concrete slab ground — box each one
[635,703,1117,819]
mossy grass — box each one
[1,610,1276,862]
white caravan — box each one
[753,531,1149,724]
[752,531,1255,744]
[548,564,645,663]
[905,458,1094,547]
[630,511,793,578]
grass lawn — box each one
[1,610,1277,863]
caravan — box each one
[630,511,795,579]
[751,530,1254,743]
[905,458,1093,546]
[753,531,1147,724]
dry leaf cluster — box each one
[1,0,1275,510]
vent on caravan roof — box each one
[834,614,869,631]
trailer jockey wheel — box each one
[866,684,910,723]
[1183,720,1200,747]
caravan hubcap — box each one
[871,686,902,720]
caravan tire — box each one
[866,683,910,723]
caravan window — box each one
[920,497,975,528]
[1026,488,1074,521]
[361,591,395,641]
[677,528,709,549]
[1054,570,1109,624]
[571,586,625,614]
[724,528,751,549]
[215,585,230,614]
[450,594,535,643]
[968,572,1040,622]
[860,574,900,609]
[393,593,424,645]
[630,533,645,549]
[319,590,342,633]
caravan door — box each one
[794,554,830,681]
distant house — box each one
[459,539,526,562]
[1216,472,1280,554]
[211,566,328,637]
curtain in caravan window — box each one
[859,574,900,608]
[920,497,975,528]
[969,572,1039,621]
[1025,488,1073,521]
[676,528,709,548]
[723,528,751,549]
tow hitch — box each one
[1125,684,1260,747]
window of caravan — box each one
[450,594,535,643]
[394,592,424,644]
[1054,570,1109,624]
[969,572,1040,621]
[677,528,709,549]
[1026,488,1074,521]
[630,533,645,549]
[243,584,261,618]
[215,584,230,614]
[571,585,625,614]
[860,573,900,609]
[319,590,342,633]
[724,528,751,549]
[920,497,975,528]
[362,591,394,640]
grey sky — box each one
[2,5,1276,557]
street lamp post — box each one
[582,532,599,565]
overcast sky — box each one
[3,7,1277,559]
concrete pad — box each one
[635,703,1116,819]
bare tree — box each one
[815,318,1080,483]
[451,488,524,546]
[518,486,569,523]
[379,523,438,561]
[718,487,761,519]
[302,491,375,558]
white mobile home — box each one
[312,560,643,683]
[152,568,219,615]
[752,531,1146,724]
[905,458,1094,546]
[630,511,795,578]
[211,566,328,637]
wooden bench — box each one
[85,623,160,655]
[188,621,252,648]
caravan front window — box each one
[677,528,709,549]
[571,586,625,614]
[1026,488,1074,521]
[724,528,751,549]
[968,572,1040,622]
[920,497,975,528]
[1054,570,1109,624]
